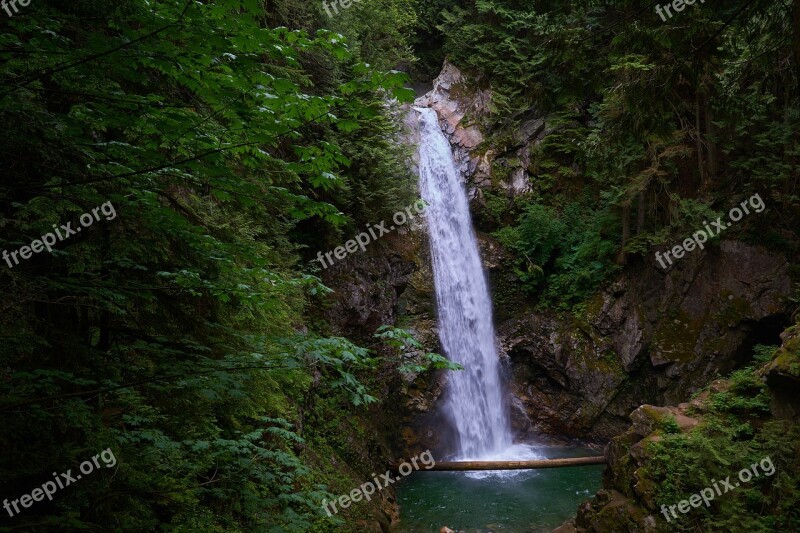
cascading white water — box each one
[415,107,513,460]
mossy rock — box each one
[650,311,703,365]
[578,489,659,533]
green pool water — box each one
[395,446,603,533]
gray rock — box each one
[496,239,791,441]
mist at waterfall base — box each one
[415,106,539,472]
[403,107,602,531]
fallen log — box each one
[427,456,606,471]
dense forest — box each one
[1,0,798,532]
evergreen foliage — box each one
[646,349,800,532]
[434,0,800,309]
[0,1,434,530]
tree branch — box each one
[0,0,194,98]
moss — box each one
[650,310,703,363]
[563,315,625,377]
[607,434,643,497]
[583,292,607,322]
[637,405,671,431]
[713,291,755,326]
[767,331,800,377]
[490,157,517,187]
[772,352,800,377]
[591,494,650,531]
[631,340,800,531]
[303,391,398,529]
[633,467,658,508]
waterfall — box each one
[415,107,512,460]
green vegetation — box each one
[660,416,681,435]
[0,1,441,531]
[431,0,800,310]
[645,348,800,531]
[494,199,619,308]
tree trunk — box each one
[427,456,607,471]
[696,89,706,185]
[794,0,800,90]
[636,191,646,235]
[704,91,718,178]
[618,203,630,265]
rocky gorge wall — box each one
[314,60,798,532]
[400,61,795,447]
[554,318,800,532]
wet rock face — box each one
[497,240,791,441]
[318,221,459,457]
[321,232,419,339]
[414,60,493,196]
[317,229,439,528]
[415,61,556,199]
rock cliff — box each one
[554,319,800,532]
[413,61,794,443]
